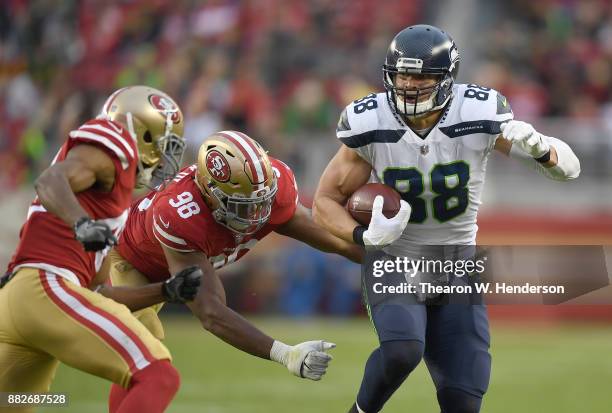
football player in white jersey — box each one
[313,24,580,413]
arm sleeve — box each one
[509,135,581,181]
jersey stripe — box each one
[153,232,195,253]
[41,271,153,372]
[27,204,47,219]
[79,123,135,159]
[69,130,130,169]
[218,131,265,188]
[438,120,503,138]
[152,230,195,253]
[337,129,405,148]
[153,216,190,247]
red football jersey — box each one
[117,157,299,282]
[7,119,139,286]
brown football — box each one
[347,183,402,226]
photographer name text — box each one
[372,282,565,295]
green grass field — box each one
[49,316,612,412]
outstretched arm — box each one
[275,203,364,264]
[163,246,335,380]
[494,120,580,181]
[164,247,272,357]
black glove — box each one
[162,266,202,303]
[74,217,117,252]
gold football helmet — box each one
[98,85,185,187]
[195,131,278,235]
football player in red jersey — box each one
[97,131,363,410]
[0,86,191,413]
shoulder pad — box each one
[439,84,514,139]
[456,83,514,123]
[270,157,299,209]
[336,93,404,149]
[337,93,381,136]
[69,119,138,170]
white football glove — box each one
[270,340,336,381]
[363,196,411,247]
[500,120,550,159]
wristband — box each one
[535,150,551,164]
[352,225,367,246]
[270,340,290,364]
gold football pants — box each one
[104,248,165,340]
[0,267,170,412]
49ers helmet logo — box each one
[148,94,181,124]
[206,150,230,182]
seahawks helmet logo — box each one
[449,45,460,72]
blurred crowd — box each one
[220,239,363,317]
[2,0,610,191]
[477,0,612,120]
[1,0,610,316]
[1,0,422,316]
[0,0,422,191]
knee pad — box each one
[437,387,482,413]
[380,340,424,383]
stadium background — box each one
[1,0,611,411]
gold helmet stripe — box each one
[218,131,267,189]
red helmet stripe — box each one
[101,87,130,115]
[235,131,268,182]
[217,131,262,185]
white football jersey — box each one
[336,84,513,255]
